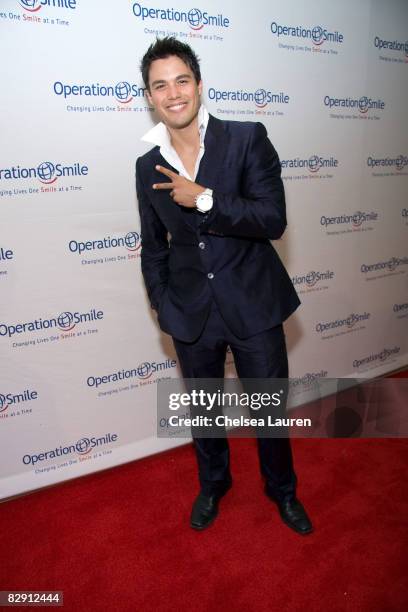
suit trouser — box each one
[172,301,297,503]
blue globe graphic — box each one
[21,0,39,8]
[137,362,152,379]
[125,231,140,249]
[255,89,267,107]
[388,258,397,272]
[115,81,132,101]
[306,271,317,287]
[37,162,55,182]
[359,96,368,112]
[57,311,74,330]
[352,211,363,227]
[76,438,91,454]
[0,394,7,412]
[308,156,320,172]
[188,8,203,28]
[312,26,323,44]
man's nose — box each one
[167,83,181,99]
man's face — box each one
[146,55,202,130]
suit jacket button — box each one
[198,242,206,250]
[207,272,214,279]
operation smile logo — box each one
[0,309,104,339]
[290,370,328,390]
[271,21,344,46]
[315,312,371,335]
[361,256,408,275]
[53,81,145,105]
[292,269,335,290]
[132,3,230,30]
[87,359,177,391]
[0,161,88,185]
[374,35,408,60]
[18,0,76,11]
[320,211,379,230]
[68,232,141,256]
[353,346,400,370]
[0,388,38,413]
[324,95,385,114]
[281,155,338,174]
[208,87,289,109]
[22,432,118,467]
[367,155,408,173]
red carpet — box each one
[1,436,407,612]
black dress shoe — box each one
[190,485,231,530]
[266,491,313,535]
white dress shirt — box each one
[141,104,209,182]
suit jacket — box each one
[136,114,300,342]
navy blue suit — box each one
[136,114,300,343]
[136,115,300,501]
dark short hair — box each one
[140,36,201,90]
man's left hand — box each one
[152,165,205,208]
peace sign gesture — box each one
[152,165,205,208]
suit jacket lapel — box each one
[196,114,229,190]
[150,148,186,225]
[149,114,229,230]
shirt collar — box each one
[141,105,209,149]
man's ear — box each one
[198,80,203,96]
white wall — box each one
[0,0,407,499]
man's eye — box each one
[155,84,165,90]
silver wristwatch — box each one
[195,188,213,213]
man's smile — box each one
[166,102,188,112]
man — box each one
[136,37,313,535]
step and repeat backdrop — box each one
[0,0,407,500]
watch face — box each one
[197,194,213,211]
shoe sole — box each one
[190,509,218,530]
[280,515,314,535]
